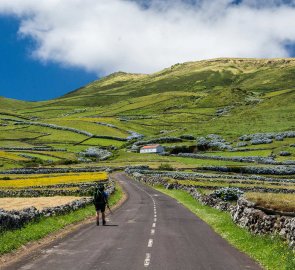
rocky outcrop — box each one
[239,131,295,146]
[79,147,113,161]
[196,134,233,151]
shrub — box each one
[79,147,112,161]
[158,163,174,171]
[180,135,196,140]
[212,187,244,201]
[279,151,291,156]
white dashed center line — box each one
[148,239,153,248]
[144,253,151,267]
[129,181,158,268]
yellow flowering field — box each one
[0,172,108,188]
[0,151,29,162]
[2,172,100,180]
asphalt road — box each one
[5,173,262,270]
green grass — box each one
[47,119,129,137]
[205,150,273,157]
[0,129,42,140]
[80,138,126,147]
[1,58,295,170]
[12,152,61,161]
[0,184,123,255]
[155,187,295,270]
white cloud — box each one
[0,0,295,74]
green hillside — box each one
[59,58,295,105]
[1,58,295,170]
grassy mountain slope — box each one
[57,58,295,106]
[1,58,295,170]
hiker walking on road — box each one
[93,184,108,226]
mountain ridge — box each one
[2,57,295,106]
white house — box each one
[140,144,164,154]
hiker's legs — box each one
[96,211,100,225]
[102,211,106,225]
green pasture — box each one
[80,138,125,147]
[0,140,34,148]
[21,126,87,144]
[46,119,129,137]
[12,152,61,162]
[205,150,273,157]
[0,158,21,170]
[0,129,42,141]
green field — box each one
[0,59,294,182]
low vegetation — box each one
[246,192,295,212]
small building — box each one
[140,144,164,154]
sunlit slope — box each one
[1,58,295,140]
[0,97,33,111]
[56,58,295,107]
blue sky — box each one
[0,16,97,101]
[0,0,295,101]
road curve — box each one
[4,173,262,270]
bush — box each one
[158,163,174,171]
[180,135,196,140]
[62,159,79,165]
[279,151,291,156]
[212,187,244,201]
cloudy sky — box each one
[1,0,295,101]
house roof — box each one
[141,144,161,149]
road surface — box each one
[5,173,262,270]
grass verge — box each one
[0,184,123,255]
[155,187,295,270]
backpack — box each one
[94,188,106,204]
